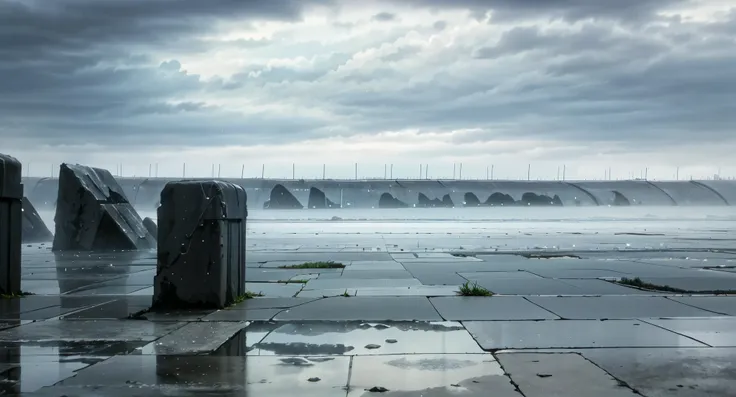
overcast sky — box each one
[2,0,735,180]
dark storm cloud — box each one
[0,0,333,146]
[0,0,734,152]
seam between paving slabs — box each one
[521,297,566,319]
[267,297,327,320]
[344,355,353,397]
[662,295,732,316]
[573,351,645,395]
[489,352,527,396]
[426,296,448,321]
[636,318,714,347]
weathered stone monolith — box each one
[0,154,22,294]
[52,163,156,251]
[143,217,157,238]
[21,197,53,243]
[153,180,247,309]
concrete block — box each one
[0,153,22,294]
[21,197,53,243]
[52,163,155,251]
[153,180,247,309]
[142,217,157,238]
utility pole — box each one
[149,164,152,177]
[419,164,423,179]
[453,163,456,179]
[182,163,186,178]
[676,166,679,181]
[486,166,489,180]
[527,164,531,181]
[384,164,387,179]
[355,163,358,180]
[491,165,494,180]
[459,163,463,180]
[390,164,393,179]
[241,164,245,179]
[292,163,295,180]
[562,165,566,181]
[609,167,612,181]
[323,164,326,179]
[425,164,429,179]
[645,167,648,180]
[218,164,221,178]
[211,164,214,177]
[261,164,265,179]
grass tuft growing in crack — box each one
[232,291,264,305]
[279,261,345,269]
[1,291,34,299]
[457,282,493,297]
[616,277,736,295]
[617,277,686,293]
[521,253,582,259]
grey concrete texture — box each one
[153,180,248,309]
[52,163,156,251]
[0,153,23,295]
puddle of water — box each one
[215,321,484,356]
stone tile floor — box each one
[3,217,736,396]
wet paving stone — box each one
[203,308,283,322]
[578,347,736,397]
[274,297,443,321]
[41,355,351,396]
[0,355,106,394]
[668,296,736,315]
[527,296,723,319]
[642,318,736,347]
[497,353,637,396]
[0,320,183,343]
[136,322,248,355]
[429,297,560,320]
[246,282,304,297]
[463,320,707,349]
[347,354,518,397]
[228,321,484,356]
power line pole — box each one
[218,164,221,178]
[261,164,265,179]
[390,164,393,179]
[355,163,358,180]
[459,163,463,179]
[491,165,494,180]
[323,164,326,179]
[425,164,429,179]
[241,164,244,179]
[527,164,531,181]
[562,165,566,181]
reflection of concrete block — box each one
[143,217,157,238]
[0,153,22,294]
[153,180,247,310]
[52,163,156,251]
[22,197,53,243]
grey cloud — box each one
[372,11,397,21]
[393,0,689,21]
[433,21,448,31]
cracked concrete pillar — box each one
[153,180,247,309]
[0,154,23,295]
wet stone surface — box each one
[222,321,485,356]
[8,214,736,395]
